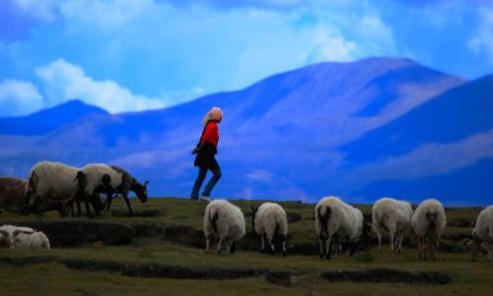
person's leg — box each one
[202,167,222,197]
[191,167,208,199]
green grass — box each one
[0,197,492,296]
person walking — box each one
[191,107,223,201]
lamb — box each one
[0,224,50,249]
[105,166,149,215]
[411,198,446,260]
[203,199,246,255]
[0,177,28,214]
[372,197,413,253]
[315,196,364,259]
[25,161,103,217]
[251,202,288,256]
[466,205,493,262]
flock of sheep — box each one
[1,162,492,264]
[0,160,149,249]
[203,196,493,262]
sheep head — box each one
[131,179,148,203]
[0,230,11,248]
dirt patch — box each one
[0,256,269,280]
[321,268,452,284]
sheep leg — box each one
[205,235,211,254]
[326,236,332,260]
[260,234,265,253]
[216,238,223,254]
[84,199,94,218]
[105,193,114,211]
[268,235,275,255]
[376,232,382,254]
[281,234,287,257]
[122,193,134,216]
[319,236,325,258]
[397,232,404,253]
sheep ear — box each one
[0,230,9,237]
[144,180,150,187]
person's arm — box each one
[192,141,207,154]
[192,123,217,154]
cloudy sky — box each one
[0,0,491,116]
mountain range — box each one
[1,57,492,205]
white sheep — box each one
[315,196,364,259]
[0,224,50,249]
[75,163,123,216]
[203,199,246,255]
[251,202,288,256]
[468,205,493,262]
[25,161,80,215]
[411,198,446,260]
[372,197,413,253]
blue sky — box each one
[0,0,492,116]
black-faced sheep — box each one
[372,197,413,253]
[107,166,149,215]
[0,224,50,249]
[315,196,364,259]
[411,198,446,261]
[204,199,246,255]
[251,202,288,256]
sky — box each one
[0,0,492,116]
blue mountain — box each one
[0,99,108,136]
[3,57,491,205]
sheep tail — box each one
[317,205,331,238]
[27,171,39,195]
[210,210,219,233]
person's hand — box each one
[192,148,198,154]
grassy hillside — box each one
[0,198,491,296]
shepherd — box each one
[191,107,223,202]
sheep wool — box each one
[411,198,446,260]
[203,199,246,255]
[471,205,493,262]
[372,197,413,253]
[315,196,363,259]
[253,202,288,256]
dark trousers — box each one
[191,166,222,199]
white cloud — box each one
[0,79,44,116]
[468,8,493,63]
[35,58,167,113]
[307,27,356,62]
[11,0,57,21]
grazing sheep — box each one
[0,225,50,249]
[251,202,288,256]
[106,166,149,215]
[372,197,413,253]
[75,163,121,216]
[204,199,246,255]
[466,205,493,262]
[25,161,81,216]
[25,161,103,217]
[315,196,364,259]
[0,177,28,214]
[411,199,446,261]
